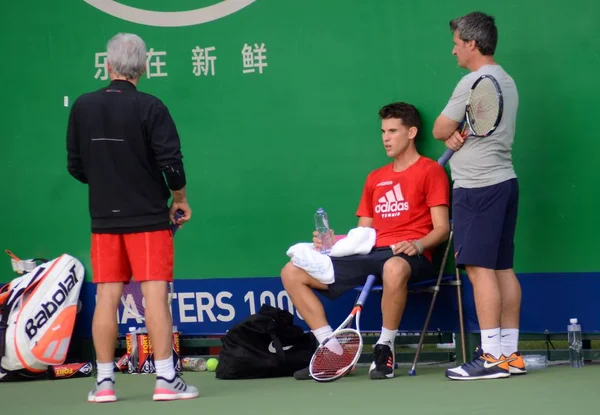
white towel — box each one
[285,227,377,284]
[329,227,376,257]
[286,243,334,284]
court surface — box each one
[0,363,596,414]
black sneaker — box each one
[293,366,312,380]
[369,343,395,379]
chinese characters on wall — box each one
[94,43,268,80]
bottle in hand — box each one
[314,207,334,254]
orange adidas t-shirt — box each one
[355,157,450,260]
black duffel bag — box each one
[216,304,317,379]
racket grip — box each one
[356,274,376,306]
[171,209,185,234]
[438,148,454,166]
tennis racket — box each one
[438,74,504,166]
[309,274,376,382]
[120,210,184,321]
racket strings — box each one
[468,78,500,135]
[311,331,361,380]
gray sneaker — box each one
[88,378,117,403]
[153,375,200,401]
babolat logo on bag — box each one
[25,265,79,339]
[0,254,85,381]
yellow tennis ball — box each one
[206,358,218,372]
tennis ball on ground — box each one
[206,358,218,372]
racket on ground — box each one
[120,210,184,321]
[309,274,376,382]
[438,74,504,166]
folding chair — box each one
[354,223,466,375]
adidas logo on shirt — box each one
[375,183,409,218]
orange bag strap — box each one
[4,250,20,262]
[0,282,10,307]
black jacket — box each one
[67,80,185,233]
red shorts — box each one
[90,230,174,283]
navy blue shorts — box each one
[317,248,435,300]
[452,178,519,270]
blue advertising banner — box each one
[73,272,600,339]
[74,276,461,337]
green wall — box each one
[1,0,599,280]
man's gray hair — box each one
[450,12,498,56]
[107,33,147,80]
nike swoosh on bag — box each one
[268,342,294,354]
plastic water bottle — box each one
[568,318,584,368]
[314,208,334,254]
[181,357,207,372]
[522,354,548,370]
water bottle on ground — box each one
[181,357,207,372]
[568,318,584,368]
[522,354,548,370]
[314,208,334,254]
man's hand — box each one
[445,130,466,151]
[391,240,422,256]
[170,201,191,228]
[313,229,335,251]
[170,187,191,228]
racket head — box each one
[121,281,174,321]
[309,328,363,382]
[465,74,503,137]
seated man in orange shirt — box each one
[281,102,450,380]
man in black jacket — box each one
[67,32,198,402]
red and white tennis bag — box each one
[0,254,84,381]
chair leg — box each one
[409,287,440,376]
[409,230,453,376]
[455,266,467,363]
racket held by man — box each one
[309,274,376,382]
[438,74,504,166]
[120,209,184,320]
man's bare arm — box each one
[416,205,450,250]
[357,217,373,228]
[392,205,449,256]
[432,115,460,141]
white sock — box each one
[155,356,176,380]
[376,327,397,348]
[96,361,115,383]
[501,328,519,356]
[481,328,502,359]
[312,325,343,355]
[313,325,333,344]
